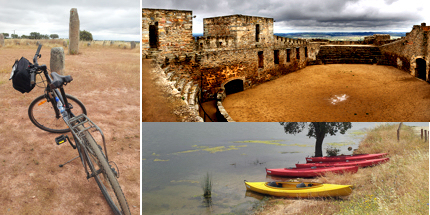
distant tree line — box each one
[2,30,92,41]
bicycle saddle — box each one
[51,72,73,88]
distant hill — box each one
[193,32,406,41]
[274,32,406,41]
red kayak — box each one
[266,166,358,178]
[296,157,390,168]
[306,153,388,163]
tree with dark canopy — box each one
[80,30,93,41]
[280,122,352,157]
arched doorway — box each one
[224,79,244,95]
[416,58,426,81]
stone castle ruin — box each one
[143,8,429,121]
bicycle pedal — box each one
[55,135,68,145]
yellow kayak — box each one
[244,181,353,198]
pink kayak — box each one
[265,166,358,178]
[306,153,388,163]
[296,157,390,168]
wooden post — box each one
[421,129,424,139]
[397,122,402,142]
[425,130,428,142]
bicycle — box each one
[10,44,131,215]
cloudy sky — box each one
[0,0,140,41]
[142,0,429,33]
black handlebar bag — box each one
[10,57,35,93]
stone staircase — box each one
[317,45,385,64]
[163,66,201,117]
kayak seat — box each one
[268,182,282,187]
[296,182,306,188]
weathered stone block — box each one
[0,34,4,47]
[50,47,65,75]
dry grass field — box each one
[0,41,140,214]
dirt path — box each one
[223,64,430,122]
[142,59,203,122]
[0,46,140,214]
[142,59,179,122]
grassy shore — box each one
[255,124,429,215]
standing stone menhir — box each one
[69,8,80,55]
[0,34,4,48]
[50,47,65,75]
[131,41,136,49]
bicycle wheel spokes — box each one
[87,147,122,211]
[28,94,87,133]
[80,128,130,215]
[30,97,69,131]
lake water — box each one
[142,122,428,215]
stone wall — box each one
[142,8,194,61]
[380,23,429,80]
[204,15,274,49]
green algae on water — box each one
[326,141,355,147]
[281,151,302,154]
[175,149,201,154]
[287,143,313,147]
[233,140,289,146]
[170,180,199,184]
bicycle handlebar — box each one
[33,44,42,65]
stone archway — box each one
[222,77,245,95]
[415,58,427,81]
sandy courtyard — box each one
[223,64,430,122]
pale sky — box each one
[142,0,430,33]
[0,0,140,41]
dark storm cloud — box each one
[142,0,428,32]
[0,0,140,40]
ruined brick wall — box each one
[197,35,310,100]
[380,23,429,79]
[142,9,194,60]
[196,35,236,50]
[364,34,391,45]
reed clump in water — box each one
[201,172,212,198]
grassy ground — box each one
[255,124,429,215]
[2,38,135,50]
[0,41,140,214]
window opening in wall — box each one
[305,47,308,58]
[296,47,300,59]
[149,22,159,49]
[256,24,260,42]
[258,51,264,68]
[416,58,427,81]
[200,43,203,49]
[218,42,222,47]
[274,50,279,64]
[286,49,291,62]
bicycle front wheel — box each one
[28,93,87,133]
[81,128,130,215]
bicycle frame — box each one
[34,53,110,178]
